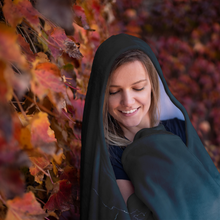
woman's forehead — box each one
[109,60,149,85]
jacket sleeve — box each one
[127,193,155,220]
[122,129,220,220]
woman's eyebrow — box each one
[110,79,147,87]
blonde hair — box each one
[103,50,160,146]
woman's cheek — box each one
[108,96,118,109]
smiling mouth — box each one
[120,107,140,114]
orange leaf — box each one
[5,192,46,220]
[32,62,66,99]
[30,112,57,155]
[19,126,33,150]
[20,112,57,156]
[3,0,41,32]
[44,180,72,212]
[29,157,51,176]
[29,157,52,184]
[0,24,26,67]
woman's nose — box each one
[121,91,135,106]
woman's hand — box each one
[116,179,135,205]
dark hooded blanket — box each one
[81,33,220,220]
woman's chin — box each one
[119,121,141,129]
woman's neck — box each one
[122,120,160,142]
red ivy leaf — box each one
[59,165,79,184]
[69,99,85,121]
[0,167,25,199]
[3,0,41,32]
[44,180,72,212]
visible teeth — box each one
[122,108,137,114]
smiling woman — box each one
[108,60,152,138]
[103,50,160,147]
[81,33,220,220]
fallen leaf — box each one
[5,192,46,220]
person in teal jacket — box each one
[80,33,220,220]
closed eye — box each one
[134,87,144,91]
[109,91,119,95]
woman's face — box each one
[108,60,152,131]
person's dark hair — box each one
[103,49,160,146]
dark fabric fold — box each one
[122,126,220,220]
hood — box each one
[80,33,220,220]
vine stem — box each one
[63,81,79,90]
[36,197,46,205]
[24,95,58,117]
[47,170,54,185]
[13,91,28,121]
[62,109,76,123]
[32,162,49,177]
[18,26,37,54]
[0,195,6,205]
[40,34,60,48]
[10,62,22,75]
[34,189,47,192]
